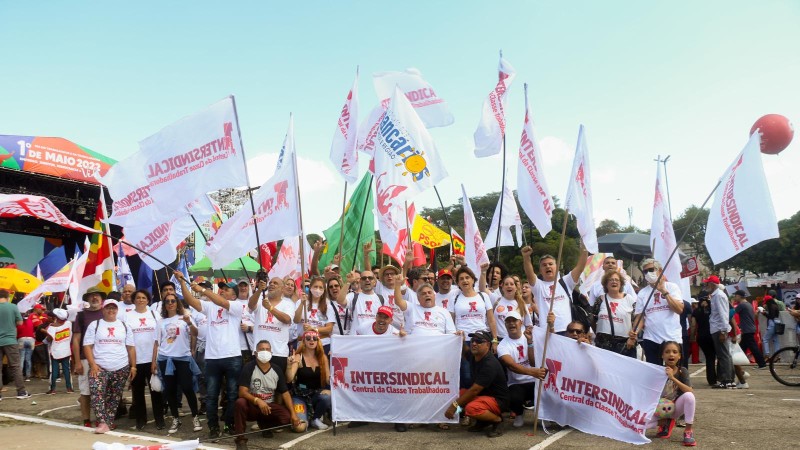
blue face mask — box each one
[304,286,310,294]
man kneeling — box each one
[235,340,302,450]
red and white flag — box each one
[139,97,249,215]
[205,151,301,268]
[706,132,779,264]
[564,125,599,253]
[516,86,553,237]
[268,236,313,281]
[330,69,360,184]
[650,163,691,299]
[18,259,75,312]
[484,183,523,250]
[473,55,516,158]
[461,184,489,273]
[123,215,197,271]
[379,203,415,267]
[0,194,98,234]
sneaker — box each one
[66,388,75,393]
[711,382,728,389]
[16,391,31,399]
[743,371,751,380]
[311,418,329,430]
[523,400,535,410]
[193,416,203,432]
[94,423,110,434]
[656,419,676,439]
[468,420,491,432]
[46,390,56,395]
[512,415,525,428]
[156,421,166,430]
[460,416,471,426]
[486,419,504,438]
[208,427,221,439]
[683,430,697,446]
[133,424,145,431]
[736,382,749,389]
[168,418,181,434]
[25,378,31,382]
[725,382,737,389]
[757,365,769,370]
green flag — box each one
[319,173,375,273]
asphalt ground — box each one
[1,364,798,449]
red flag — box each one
[0,194,98,234]
[259,242,277,272]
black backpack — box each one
[558,278,593,331]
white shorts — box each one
[78,359,90,396]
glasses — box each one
[643,267,656,273]
[328,285,340,289]
[566,328,585,335]
[164,299,178,304]
[304,336,319,341]
[361,276,375,281]
[471,338,488,344]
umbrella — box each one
[189,256,262,279]
[0,268,42,293]
[597,233,688,263]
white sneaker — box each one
[193,416,202,432]
[736,382,749,389]
[311,418,329,430]
[513,415,525,428]
[743,371,751,380]
[168,418,181,434]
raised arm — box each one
[521,246,537,287]
[249,279,266,312]
[569,243,589,284]
[478,262,490,294]
[394,278,408,312]
[362,241,373,272]
[174,272,203,312]
[310,240,324,277]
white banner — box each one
[123,215,197,271]
[372,68,454,128]
[140,97,249,215]
[564,125,599,253]
[650,163,691,300]
[274,115,295,174]
[485,183,523,250]
[0,194,98,234]
[461,184,490,273]
[268,235,313,281]
[19,259,75,312]
[473,55,516,158]
[516,87,554,237]
[533,327,666,444]
[330,334,461,423]
[330,70,360,184]
[706,132,779,264]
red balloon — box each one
[751,114,794,154]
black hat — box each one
[733,290,747,297]
[467,330,493,342]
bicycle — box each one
[769,345,800,386]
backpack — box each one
[558,278,594,331]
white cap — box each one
[53,309,68,320]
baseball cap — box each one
[376,305,394,319]
[53,309,68,320]
[733,290,747,297]
[237,278,250,286]
[379,265,400,278]
[331,264,340,271]
[437,269,453,279]
[102,299,119,308]
[763,295,773,301]
[218,281,237,289]
[82,286,108,301]
[33,304,45,311]
[468,330,493,342]
[504,310,523,321]
[702,275,721,284]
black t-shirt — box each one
[238,360,288,403]
[468,352,509,410]
[691,302,711,339]
[75,309,104,360]
[295,355,322,390]
[735,302,756,334]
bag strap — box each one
[376,294,385,306]
[604,294,616,337]
[557,278,571,303]
[329,298,344,335]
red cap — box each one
[33,304,45,310]
[437,269,453,278]
[702,275,721,284]
[376,305,394,319]
[763,295,773,301]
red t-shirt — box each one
[16,316,35,339]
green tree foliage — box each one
[722,211,800,275]
[672,205,711,267]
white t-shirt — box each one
[493,297,534,339]
[115,301,136,322]
[595,293,636,337]
[83,319,134,371]
[235,300,255,352]
[251,299,296,357]
[157,315,193,358]
[404,303,456,335]
[47,322,72,359]
[375,283,404,329]
[435,289,459,310]
[448,292,493,339]
[588,279,637,305]
[356,321,400,336]
[124,309,159,364]
[533,276,576,333]
[329,298,352,336]
[200,299,243,360]
[296,300,336,346]
[347,291,384,335]
[635,282,683,343]
[497,334,536,386]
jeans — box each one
[739,332,766,367]
[17,338,34,379]
[50,356,72,391]
[159,359,198,417]
[697,335,717,385]
[194,349,206,404]
[205,356,242,430]
[712,331,734,384]
[762,320,781,356]
[0,344,26,393]
[295,389,331,420]
[460,342,473,389]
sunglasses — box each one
[164,299,178,304]
[361,276,375,281]
[420,277,434,282]
[304,336,319,341]
[328,285,341,289]
[471,338,488,344]
[566,328,585,335]
[643,267,656,273]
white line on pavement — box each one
[781,398,800,401]
[527,428,573,450]
[280,427,331,448]
[689,367,706,378]
[37,404,79,416]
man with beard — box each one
[248,278,295,374]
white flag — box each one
[516,88,553,237]
[330,70,360,184]
[140,97,248,215]
[123,215,197,271]
[564,125,599,253]
[268,236,308,280]
[706,132,779,264]
[484,183,523,250]
[473,55,516,158]
[650,163,691,300]
[115,251,134,291]
[205,154,301,268]
[19,259,75,312]
[67,248,89,304]
[461,184,489,273]
[275,115,295,174]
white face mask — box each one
[645,271,659,285]
[310,288,324,298]
[256,350,272,364]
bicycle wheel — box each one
[769,346,800,387]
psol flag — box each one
[484,183,523,250]
[140,97,248,215]
[516,86,553,237]
[330,69,360,184]
[205,153,301,268]
[461,184,489,272]
[705,132,779,264]
[564,125,599,254]
[473,55,516,158]
[411,215,451,249]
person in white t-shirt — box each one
[521,281,538,325]
[587,255,637,306]
[593,271,637,358]
[355,306,404,336]
[337,269,386,335]
[374,265,405,329]
[116,283,137,319]
[293,277,335,354]
[177,273,244,438]
[491,275,534,339]
[633,258,684,365]
[45,308,73,394]
[496,311,547,428]
[83,299,136,434]
[125,289,165,431]
[521,244,588,334]
[435,269,459,310]
[248,277,296,375]
[326,276,351,337]
[395,282,457,336]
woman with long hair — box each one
[491,275,533,339]
[593,271,637,357]
[125,290,164,431]
[521,281,538,325]
[293,277,335,355]
[286,330,330,430]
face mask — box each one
[256,350,272,364]
[310,288,324,298]
[645,272,659,285]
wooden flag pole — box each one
[338,183,348,258]
[290,116,308,282]
[433,186,454,251]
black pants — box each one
[739,332,766,368]
[697,335,717,385]
[681,336,691,369]
[131,362,165,428]
[159,360,198,417]
[509,382,536,415]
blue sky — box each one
[3,1,799,236]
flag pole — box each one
[404,201,411,249]
[433,186,454,250]
[494,49,507,263]
[230,95,264,270]
[290,117,308,281]
[189,214,230,282]
[338,183,348,257]
[531,209,569,435]
[351,174,374,270]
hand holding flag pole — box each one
[189,214,230,281]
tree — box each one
[596,219,622,237]
[672,205,711,267]
[721,211,800,275]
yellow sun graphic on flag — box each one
[395,149,430,181]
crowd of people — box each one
[2,243,799,449]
